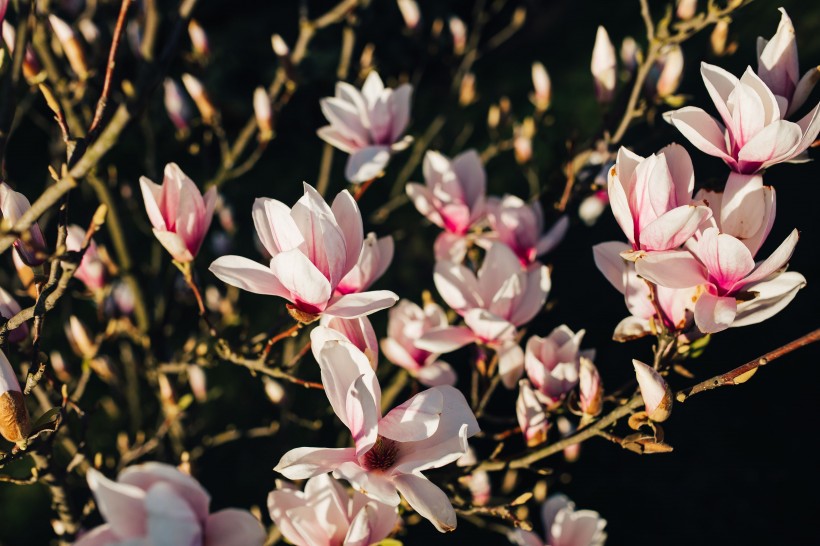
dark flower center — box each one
[362,436,399,472]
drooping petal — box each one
[86,468,148,539]
[346,146,392,183]
[662,107,733,163]
[694,292,738,333]
[497,341,525,389]
[415,326,476,353]
[209,256,289,298]
[741,228,799,287]
[393,474,457,533]
[733,271,806,327]
[274,447,357,480]
[592,241,631,293]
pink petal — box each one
[73,525,121,546]
[361,71,386,107]
[416,361,458,387]
[720,173,766,240]
[536,215,569,256]
[144,482,202,546]
[729,76,767,148]
[700,62,740,128]
[274,446,357,480]
[498,341,525,389]
[346,146,392,183]
[415,326,476,353]
[638,205,712,251]
[433,231,470,262]
[251,198,303,258]
[318,125,359,153]
[86,469,147,539]
[381,337,422,372]
[118,462,210,524]
[509,264,551,326]
[792,102,820,157]
[698,228,755,291]
[632,359,671,418]
[433,260,481,313]
[607,167,635,245]
[757,9,799,101]
[331,189,365,276]
[736,120,802,172]
[380,387,443,441]
[733,271,806,327]
[204,510,265,546]
[592,241,631,293]
[788,67,820,116]
[476,242,523,303]
[323,290,399,318]
[270,249,332,308]
[333,461,400,506]
[694,292,737,333]
[267,489,315,546]
[139,176,166,230]
[451,149,486,212]
[209,255,289,298]
[389,84,413,142]
[613,315,651,341]
[347,375,380,457]
[517,379,548,446]
[152,229,194,262]
[291,184,348,288]
[741,228,799,287]
[320,96,369,147]
[463,309,516,344]
[634,250,706,289]
[394,474,457,532]
[662,107,732,163]
[406,183,444,228]
[660,143,695,206]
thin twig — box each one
[88,0,133,136]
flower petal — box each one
[118,462,210,524]
[270,249,332,309]
[323,290,399,318]
[144,482,202,546]
[733,271,806,327]
[694,292,738,333]
[346,146,392,183]
[204,510,265,546]
[86,468,147,539]
[634,251,706,289]
[415,326,477,353]
[274,447,357,480]
[209,255,289,298]
[662,106,732,163]
[393,474,456,533]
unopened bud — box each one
[188,365,208,402]
[271,34,290,58]
[676,0,697,20]
[578,357,603,417]
[0,350,30,447]
[50,351,72,383]
[579,190,609,226]
[396,0,421,30]
[66,316,98,360]
[164,78,192,133]
[516,379,549,447]
[633,359,673,422]
[188,20,210,58]
[710,20,729,56]
[181,73,216,125]
[2,22,41,82]
[513,118,535,164]
[487,105,501,130]
[459,72,476,106]
[253,87,273,141]
[591,26,617,104]
[49,15,88,79]
[263,377,285,404]
[449,16,467,55]
[620,36,640,74]
[78,19,100,44]
[656,45,684,98]
[530,62,551,112]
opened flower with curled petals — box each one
[268,474,399,546]
[66,224,107,294]
[663,62,820,174]
[210,183,398,322]
[275,335,479,533]
[318,71,413,183]
[509,494,607,546]
[74,462,265,546]
[485,195,568,266]
[0,182,47,266]
[140,163,217,263]
[524,325,592,408]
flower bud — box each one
[163,78,192,133]
[0,183,47,267]
[676,0,697,20]
[181,73,216,125]
[396,0,421,30]
[263,377,285,404]
[516,379,549,447]
[253,87,273,141]
[656,45,684,98]
[65,316,98,360]
[0,287,27,344]
[591,26,616,104]
[188,20,209,58]
[271,34,290,58]
[459,72,476,106]
[0,349,30,447]
[620,37,640,74]
[579,357,603,417]
[11,252,37,299]
[50,351,72,383]
[49,15,88,79]
[530,61,551,112]
[487,105,501,130]
[710,19,729,56]
[188,365,207,402]
[579,190,609,226]
[633,359,673,422]
[513,118,535,164]
[2,22,42,82]
[449,16,467,55]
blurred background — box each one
[1,0,818,544]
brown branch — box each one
[88,0,134,136]
[215,340,323,390]
[676,328,820,403]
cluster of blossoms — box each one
[0,2,814,545]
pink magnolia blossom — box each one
[0,287,27,343]
[757,8,819,117]
[578,357,603,418]
[485,195,569,265]
[591,26,616,103]
[663,62,820,174]
[314,318,379,368]
[164,78,192,132]
[416,243,551,388]
[318,71,413,183]
[608,144,711,254]
[696,172,775,257]
[531,61,552,112]
[396,0,421,30]
[636,227,805,333]
[74,462,265,546]
[516,379,549,447]
[509,494,607,546]
[274,338,479,533]
[406,150,487,261]
[140,163,217,263]
[633,360,673,422]
[524,325,591,408]
[66,224,107,293]
[268,474,399,546]
[210,183,398,322]
[594,241,698,340]
[0,182,47,266]
[654,45,684,98]
[336,233,394,295]
[380,299,457,387]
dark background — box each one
[1,0,819,544]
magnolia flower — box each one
[485,195,569,265]
[593,241,697,340]
[636,227,805,333]
[654,45,684,98]
[253,87,273,140]
[318,71,413,182]
[509,494,607,546]
[66,224,107,293]
[578,190,609,227]
[140,163,216,263]
[417,243,551,388]
[396,0,421,30]
[210,184,398,322]
[74,462,265,546]
[620,37,640,74]
[49,14,88,79]
[381,299,457,387]
[268,474,399,546]
[525,325,589,408]
[695,172,775,257]
[608,144,711,255]
[0,349,30,446]
[163,78,192,133]
[531,62,552,112]
[632,360,673,422]
[516,379,549,447]
[314,318,379,368]
[275,338,479,533]
[757,8,819,117]
[0,287,27,343]
[663,62,820,174]
[406,150,487,261]
[0,182,47,266]
[336,233,394,295]
[591,26,616,103]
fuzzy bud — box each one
[530,61,551,112]
[676,0,697,20]
[253,87,273,141]
[49,15,88,79]
[396,0,421,30]
[188,20,210,58]
[449,16,467,55]
[0,350,30,447]
[633,359,673,422]
[711,20,729,56]
[181,73,216,125]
